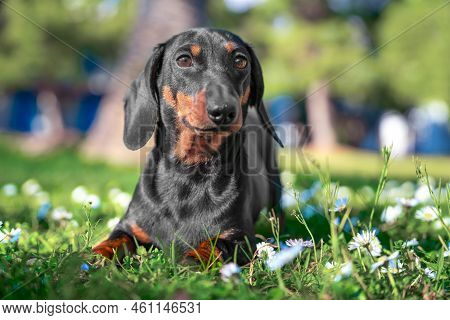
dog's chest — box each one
[146,164,240,244]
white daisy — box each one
[266,244,305,271]
[424,267,436,279]
[415,206,438,222]
[329,197,348,213]
[71,186,88,203]
[285,238,314,248]
[381,205,403,224]
[256,242,276,260]
[334,262,352,282]
[21,179,41,196]
[86,194,101,209]
[348,230,382,257]
[107,217,121,230]
[0,227,22,243]
[51,207,73,221]
[108,188,122,200]
[220,262,241,282]
[280,191,297,209]
[370,251,400,273]
[381,259,404,274]
[2,183,18,196]
[432,216,450,230]
[402,238,419,248]
[396,197,419,208]
[113,192,132,209]
[414,185,431,203]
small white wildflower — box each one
[381,205,403,223]
[285,238,314,248]
[108,188,121,200]
[370,251,400,273]
[415,206,438,222]
[0,227,22,243]
[51,207,73,221]
[348,230,382,257]
[424,267,436,279]
[22,179,41,196]
[256,242,276,260]
[71,186,88,203]
[396,197,419,208]
[114,192,132,209]
[266,244,305,271]
[280,191,297,209]
[432,216,450,230]
[325,261,336,269]
[86,194,101,209]
[414,185,431,203]
[334,262,352,282]
[329,197,348,213]
[2,183,18,196]
[107,217,121,230]
[402,238,419,248]
[70,220,79,228]
[381,259,404,274]
[220,262,241,282]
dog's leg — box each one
[183,229,253,266]
[92,230,136,260]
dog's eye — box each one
[176,55,193,68]
[234,56,248,69]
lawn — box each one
[0,142,448,299]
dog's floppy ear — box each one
[123,44,165,150]
[245,44,284,148]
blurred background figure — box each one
[0,0,448,164]
[378,112,411,157]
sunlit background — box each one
[0,0,448,174]
[0,0,449,300]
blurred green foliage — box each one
[0,0,135,88]
[377,0,449,106]
[0,0,448,107]
[212,0,449,107]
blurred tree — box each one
[81,0,206,164]
[377,0,449,107]
[239,0,377,148]
[0,0,135,88]
[0,0,135,152]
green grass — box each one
[0,142,448,299]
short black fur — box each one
[94,28,283,265]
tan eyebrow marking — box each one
[190,44,202,57]
[224,41,235,53]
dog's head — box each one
[123,28,282,162]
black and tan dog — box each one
[93,28,283,265]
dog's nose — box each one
[207,104,237,125]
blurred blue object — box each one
[8,90,38,132]
[415,122,450,154]
[75,93,102,132]
[268,95,300,125]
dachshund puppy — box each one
[93,28,283,265]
